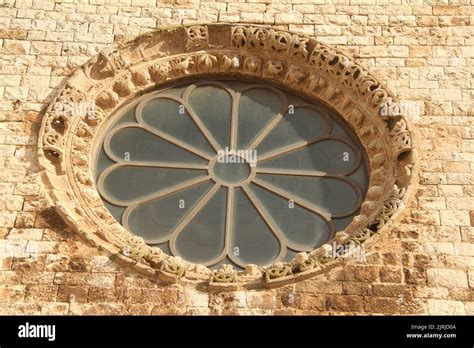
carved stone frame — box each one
[38,23,417,291]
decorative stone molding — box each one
[38,23,417,291]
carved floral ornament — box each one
[38,24,417,291]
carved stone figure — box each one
[263,60,283,78]
[185,25,209,50]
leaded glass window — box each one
[94,80,368,268]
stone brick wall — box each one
[0,0,472,315]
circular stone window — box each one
[94,79,369,268]
[38,24,416,289]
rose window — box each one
[94,79,368,268]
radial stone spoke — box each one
[169,183,221,254]
[257,140,308,162]
[241,185,292,252]
[140,175,213,206]
[185,106,223,153]
[220,187,238,267]
[246,112,283,151]
[97,169,212,207]
[143,126,212,161]
[156,174,211,196]
[256,167,327,177]
[243,86,288,151]
[225,187,234,249]
[109,161,208,170]
[230,95,239,151]
[252,178,332,221]
[257,135,331,163]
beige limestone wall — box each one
[0,0,473,315]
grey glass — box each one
[95,80,368,268]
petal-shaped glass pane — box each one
[256,107,330,155]
[259,139,359,174]
[349,164,369,194]
[258,174,359,216]
[107,127,207,164]
[248,183,331,249]
[331,121,355,140]
[187,85,232,149]
[155,242,171,255]
[104,201,126,223]
[96,147,115,179]
[231,188,281,265]
[284,249,298,263]
[115,107,137,125]
[101,166,208,203]
[223,80,249,90]
[174,187,227,264]
[140,98,214,156]
[333,215,356,232]
[159,85,188,98]
[210,257,235,271]
[237,87,282,149]
[125,180,214,243]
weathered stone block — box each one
[427,268,469,288]
[327,295,364,312]
[427,299,465,315]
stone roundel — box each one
[37,23,417,290]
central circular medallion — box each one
[211,155,252,185]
